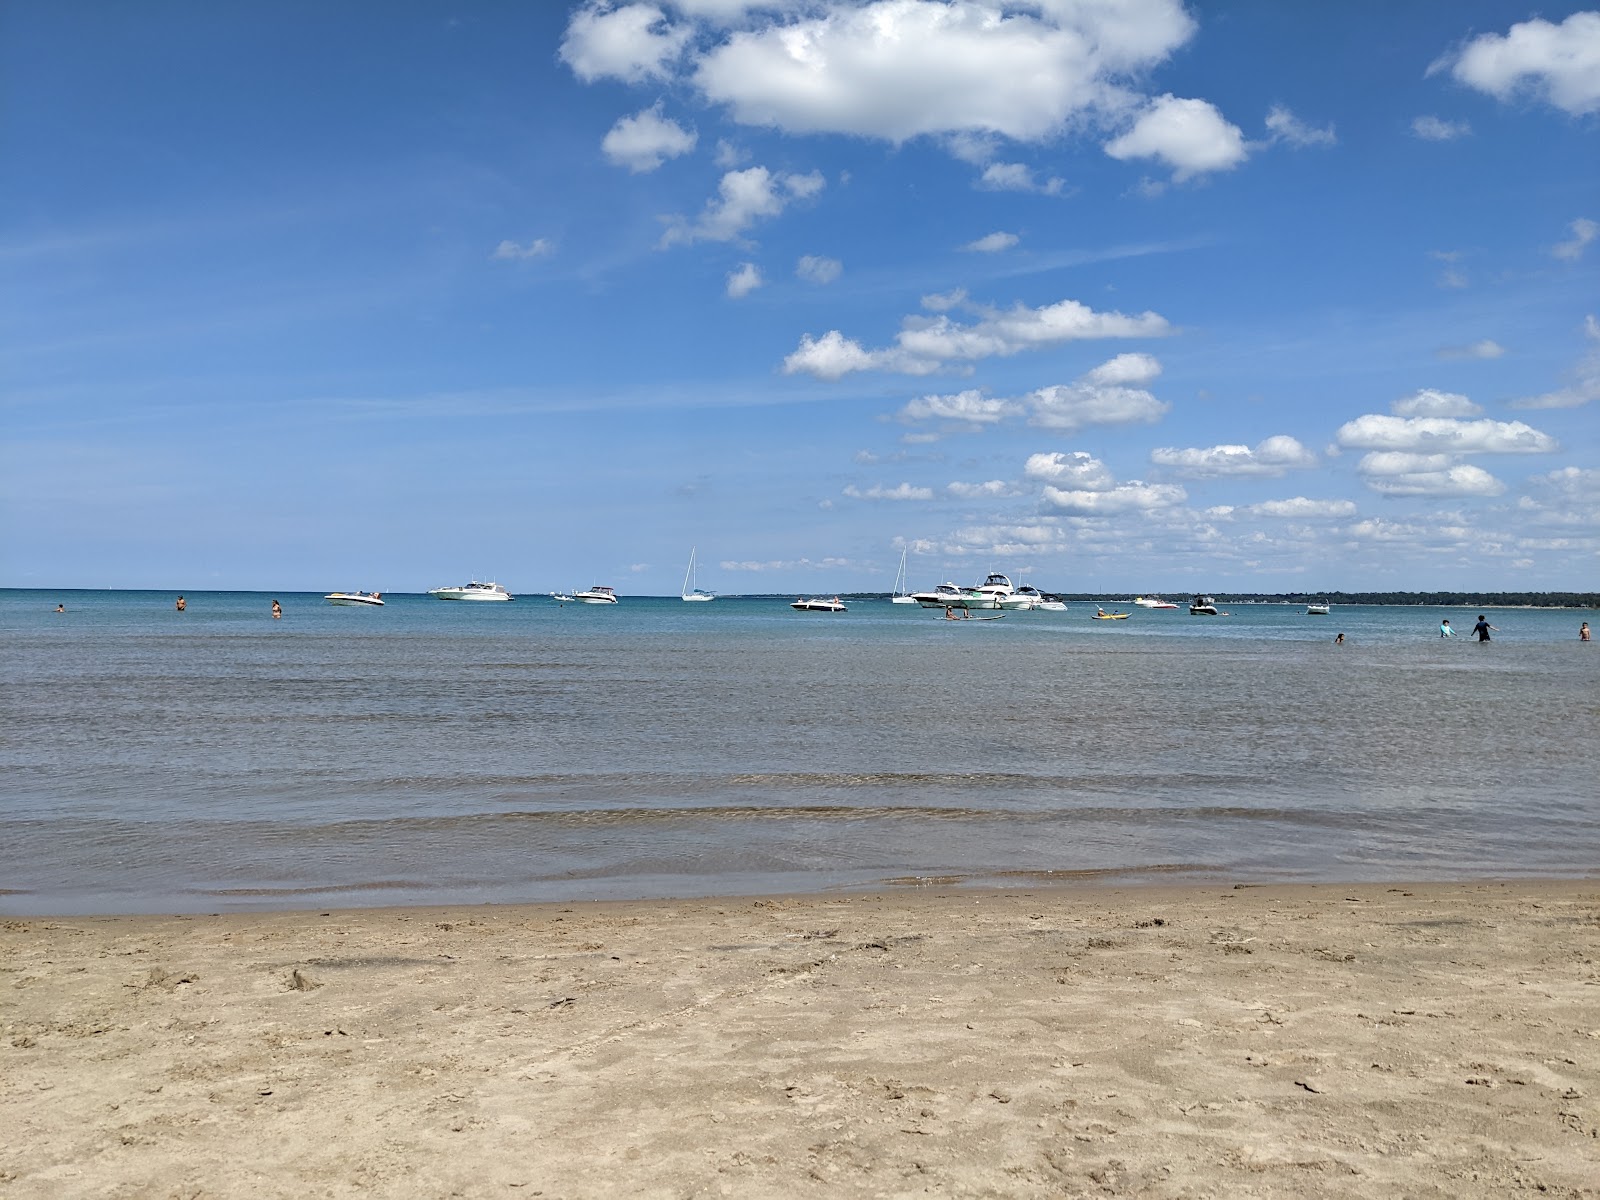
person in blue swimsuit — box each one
[1472,615,1495,642]
[1439,618,1453,637]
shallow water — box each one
[3,589,1596,913]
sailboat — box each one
[890,546,916,604]
[681,546,714,602]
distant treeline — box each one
[1050,591,1599,608]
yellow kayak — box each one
[1092,611,1129,620]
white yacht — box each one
[573,585,618,604]
[1134,596,1179,610]
[791,596,847,612]
[681,548,714,602]
[428,581,513,601]
[325,591,384,606]
[1190,595,1220,616]
[1306,601,1331,615]
[1000,585,1047,611]
[975,573,1017,605]
[910,582,996,610]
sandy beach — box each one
[3,880,1597,1198]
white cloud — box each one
[1150,435,1315,478]
[1509,314,1600,409]
[602,104,697,172]
[962,231,1020,253]
[946,479,1014,499]
[1435,340,1505,361]
[1084,352,1162,386]
[1247,497,1357,519]
[1335,414,1557,455]
[1024,451,1116,491]
[1411,114,1472,140]
[1103,95,1248,180]
[843,482,935,501]
[725,261,763,298]
[785,297,1171,380]
[1444,12,1600,116]
[690,0,1197,143]
[1041,480,1186,515]
[1357,457,1506,497]
[899,389,1021,426]
[1553,217,1598,262]
[1530,465,1600,502]
[661,166,825,246]
[796,254,842,284]
[560,3,689,84]
[713,138,746,167]
[977,163,1064,194]
[1390,388,1483,418]
[491,238,553,261]
[1264,105,1335,147]
[1027,355,1168,432]
[720,556,855,572]
[921,288,967,312]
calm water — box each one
[3,589,1597,914]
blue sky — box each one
[3,1,1596,595]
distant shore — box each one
[5,879,1596,1197]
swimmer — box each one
[271,599,282,619]
[175,595,186,612]
[1581,622,1590,642]
[1439,618,1453,638]
[1334,632,1344,645]
[1472,614,1495,642]
[55,603,65,613]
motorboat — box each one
[549,592,574,602]
[325,591,384,606]
[1190,595,1220,616]
[975,573,1017,605]
[429,581,513,601]
[573,586,618,604]
[911,582,996,610]
[1306,601,1331,615]
[681,547,714,602]
[890,547,916,604]
[791,596,847,612]
[1000,584,1047,611]
[1134,596,1179,610]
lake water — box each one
[3,589,1596,914]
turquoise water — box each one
[2,589,1596,914]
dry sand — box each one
[3,880,1598,1198]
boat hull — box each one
[325,594,384,606]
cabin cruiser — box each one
[998,584,1044,611]
[1190,595,1220,616]
[325,591,384,606]
[911,582,995,610]
[975,573,1016,604]
[1134,596,1179,609]
[1306,601,1331,615]
[573,586,618,604]
[428,581,513,601]
[791,596,847,612]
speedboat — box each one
[1134,596,1179,609]
[1000,584,1047,611]
[325,591,384,606]
[429,581,513,601]
[1190,595,1220,616]
[791,596,847,612]
[1306,601,1331,615]
[911,582,995,610]
[573,586,618,604]
[975,573,1017,605]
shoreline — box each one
[6,878,1597,1197]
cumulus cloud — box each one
[977,163,1065,194]
[560,3,689,83]
[1390,388,1483,418]
[946,479,1015,499]
[1150,434,1315,478]
[1553,217,1598,262]
[1024,451,1116,491]
[1510,314,1600,409]
[784,296,1171,380]
[1411,114,1472,140]
[1247,497,1358,519]
[1442,12,1600,116]
[843,482,934,501]
[661,166,825,246]
[1356,457,1506,497]
[1264,104,1335,147]
[1025,354,1168,433]
[898,389,1022,426]
[1041,480,1186,515]
[725,261,763,298]
[962,231,1019,253]
[1529,465,1600,502]
[1103,95,1248,180]
[1336,414,1557,455]
[491,238,554,261]
[688,0,1198,143]
[796,254,842,284]
[602,104,697,172]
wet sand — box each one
[3,880,1597,1198]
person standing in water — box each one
[271,599,282,619]
[1580,622,1590,642]
[1472,614,1495,642]
[1439,618,1454,637]
[175,595,186,612]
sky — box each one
[2,1,1597,596]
